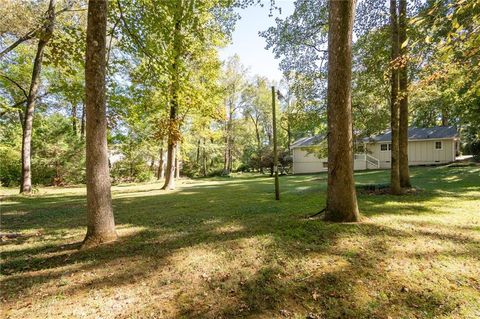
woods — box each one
[1,0,479,317]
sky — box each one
[219,1,295,82]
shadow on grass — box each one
[1,166,479,318]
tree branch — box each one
[0,3,81,59]
[0,74,28,98]
[0,28,39,59]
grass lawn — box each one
[1,165,479,319]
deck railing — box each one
[354,153,380,169]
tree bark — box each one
[163,139,176,189]
[390,0,402,195]
[222,116,231,175]
[80,101,86,140]
[196,139,201,164]
[175,144,180,179]
[157,147,164,180]
[82,0,117,249]
[324,0,360,222]
[228,138,233,172]
[287,118,292,153]
[162,16,182,190]
[248,113,262,170]
[202,139,207,177]
[441,111,449,126]
[72,103,78,135]
[398,0,411,188]
[20,0,56,194]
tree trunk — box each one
[72,103,78,135]
[398,0,411,188]
[390,0,402,195]
[223,118,230,175]
[324,0,360,222]
[149,156,155,171]
[163,140,176,189]
[228,138,233,172]
[157,147,164,180]
[82,0,117,249]
[20,0,55,194]
[196,139,201,164]
[202,139,207,177]
[249,114,262,170]
[162,17,181,190]
[175,144,180,179]
[441,111,449,126]
[287,119,292,153]
[80,101,86,140]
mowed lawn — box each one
[1,165,479,319]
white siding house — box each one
[291,126,459,174]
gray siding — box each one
[365,139,456,168]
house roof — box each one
[363,126,458,142]
[291,134,326,149]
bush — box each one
[111,158,154,183]
[136,170,154,182]
[31,114,86,186]
[0,146,21,187]
[465,140,480,154]
[465,140,480,162]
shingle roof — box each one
[291,134,326,148]
[363,126,458,142]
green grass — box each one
[1,165,479,319]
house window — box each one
[435,141,442,150]
[380,143,391,151]
[322,162,328,168]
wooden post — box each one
[272,86,280,200]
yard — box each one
[1,165,479,319]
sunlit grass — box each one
[1,166,479,318]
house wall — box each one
[366,139,455,169]
[292,148,368,174]
[292,148,327,174]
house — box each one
[291,126,459,174]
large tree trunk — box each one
[163,140,176,189]
[162,17,181,190]
[157,147,164,180]
[175,144,180,179]
[162,96,178,190]
[20,0,55,194]
[398,0,411,188]
[82,0,117,249]
[389,0,402,195]
[324,0,360,222]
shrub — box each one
[0,146,21,187]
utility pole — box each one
[272,86,280,200]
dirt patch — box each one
[357,184,424,195]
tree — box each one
[221,55,248,175]
[389,0,402,195]
[82,0,116,248]
[20,0,56,194]
[398,0,411,188]
[324,0,359,222]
